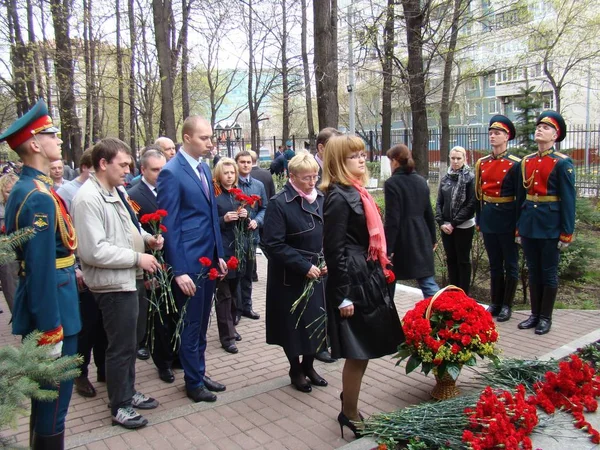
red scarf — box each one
[350,179,390,268]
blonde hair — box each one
[247,150,258,163]
[320,135,369,191]
[213,157,238,184]
[0,173,18,204]
[288,152,319,176]
[450,146,467,160]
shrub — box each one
[366,161,381,179]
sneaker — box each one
[111,406,148,429]
[132,391,159,410]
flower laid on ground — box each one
[463,385,538,450]
[229,187,261,272]
[139,209,176,353]
[528,354,600,444]
[394,286,499,381]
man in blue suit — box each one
[157,116,228,402]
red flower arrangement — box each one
[463,385,538,450]
[527,354,600,444]
[394,286,499,380]
[139,209,168,228]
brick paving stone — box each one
[228,415,255,432]
[245,426,274,445]
[86,441,110,450]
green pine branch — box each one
[0,227,36,266]
[0,331,82,430]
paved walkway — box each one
[1,255,599,449]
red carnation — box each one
[227,256,239,270]
[156,209,168,217]
[140,214,153,224]
[159,224,167,233]
[383,268,395,284]
[199,256,212,267]
[207,268,219,280]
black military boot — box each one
[535,286,558,335]
[486,275,504,317]
[518,283,542,329]
[497,278,518,322]
[32,430,64,450]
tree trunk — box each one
[26,0,43,104]
[39,0,53,111]
[439,0,464,174]
[83,0,92,149]
[7,0,29,115]
[401,0,429,177]
[281,0,289,144]
[128,0,137,154]
[301,0,315,145]
[181,0,190,120]
[247,0,258,151]
[116,0,125,141]
[50,0,82,164]
[381,0,394,154]
[152,0,177,140]
[313,0,338,129]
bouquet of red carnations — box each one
[395,286,499,380]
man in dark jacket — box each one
[249,150,275,201]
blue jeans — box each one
[417,276,440,298]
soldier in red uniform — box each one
[516,110,575,335]
[475,115,521,322]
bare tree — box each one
[300,0,315,143]
[381,0,394,153]
[116,0,125,140]
[313,0,338,129]
[50,0,82,164]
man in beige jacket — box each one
[72,138,163,430]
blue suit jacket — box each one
[157,151,224,276]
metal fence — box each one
[255,125,600,194]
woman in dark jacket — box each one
[384,144,439,298]
[213,158,246,354]
[263,153,328,393]
[321,135,404,439]
[435,146,477,294]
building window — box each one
[449,103,459,118]
[467,78,478,91]
[542,94,554,110]
[467,100,479,116]
[489,98,499,114]
[487,73,496,87]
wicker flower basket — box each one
[431,369,461,400]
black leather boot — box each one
[535,286,557,335]
[32,430,64,450]
[518,283,542,329]
[486,275,504,316]
[497,278,518,322]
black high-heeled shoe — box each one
[339,392,365,420]
[337,411,362,439]
[289,370,312,393]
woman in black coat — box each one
[213,158,247,354]
[435,146,477,294]
[263,153,328,393]
[384,144,439,298]
[321,135,404,439]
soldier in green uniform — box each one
[0,99,81,449]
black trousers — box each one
[441,226,474,294]
[77,289,107,379]
[148,287,179,370]
[94,290,138,416]
[215,277,239,346]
